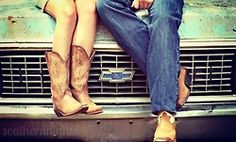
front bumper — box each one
[0,103,236,141]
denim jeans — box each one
[96,0,184,114]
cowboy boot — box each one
[177,67,191,109]
[45,51,88,117]
[71,45,103,115]
[153,111,176,142]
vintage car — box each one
[0,0,236,141]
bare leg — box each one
[43,0,89,116]
[44,0,77,61]
[72,0,97,56]
[70,0,103,114]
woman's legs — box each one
[72,0,97,56]
[70,0,103,114]
[44,0,77,61]
[43,0,89,116]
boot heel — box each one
[54,109,66,117]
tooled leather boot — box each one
[71,45,103,115]
[177,67,191,109]
[45,51,88,117]
[153,111,176,142]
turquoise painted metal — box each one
[0,0,235,43]
[181,0,236,39]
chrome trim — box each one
[0,104,235,119]
[180,39,236,47]
[176,105,236,118]
[0,104,154,119]
[1,95,236,104]
[0,39,236,50]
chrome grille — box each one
[180,48,235,95]
[0,51,50,96]
[0,46,235,97]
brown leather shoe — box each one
[45,51,88,117]
[153,111,176,142]
[177,67,191,109]
[71,45,103,115]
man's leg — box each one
[96,0,149,73]
[97,0,186,114]
[147,0,184,114]
[147,0,184,141]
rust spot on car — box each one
[233,27,236,32]
[7,16,16,23]
[7,16,13,20]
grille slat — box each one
[192,84,231,87]
[180,53,234,57]
[180,60,232,63]
[2,93,51,95]
[3,86,50,89]
[0,47,235,97]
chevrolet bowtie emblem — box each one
[99,68,135,83]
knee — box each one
[57,2,77,24]
[150,0,183,23]
[150,10,182,28]
[96,0,117,18]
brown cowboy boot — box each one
[71,45,103,115]
[153,111,176,142]
[45,51,88,117]
[177,67,191,109]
